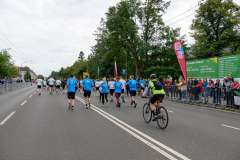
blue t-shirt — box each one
[127,79,138,91]
[139,80,145,87]
[101,82,108,93]
[113,81,123,93]
[82,79,93,91]
[67,78,78,92]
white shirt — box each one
[48,78,55,85]
[36,79,42,86]
[119,79,126,90]
[43,81,47,85]
[95,81,101,87]
[56,80,61,86]
[108,81,115,89]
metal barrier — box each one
[162,85,239,108]
[0,82,32,94]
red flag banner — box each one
[173,41,187,81]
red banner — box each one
[173,41,187,81]
[115,61,118,77]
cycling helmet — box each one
[150,74,157,79]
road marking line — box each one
[167,110,174,113]
[0,112,15,126]
[221,124,240,131]
[92,107,177,160]
[21,100,27,106]
[29,95,32,98]
[76,96,190,160]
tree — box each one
[24,70,32,81]
[0,51,18,79]
[78,51,85,61]
[190,0,240,58]
[38,75,44,79]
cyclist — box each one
[143,74,165,121]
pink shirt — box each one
[230,84,239,88]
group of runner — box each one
[36,73,166,121]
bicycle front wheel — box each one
[143,103,152,123]
[156,106,169,130]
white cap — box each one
[224,77,227,79]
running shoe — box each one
[88,102,90,108]
[134,103,137,108]
[107,102,109,107]
[71,106,74,110]
[68,104,71,109]
[85,105,88,109]
[119,103,121,107]
[102,104,104,106]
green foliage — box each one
[190,0,240,58]
[0,51,18,79]
[78,51,85,61]
[38,75,44,79]
[24,70,32,81]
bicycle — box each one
[142,96,169,130]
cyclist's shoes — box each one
[152,115,158,121]
[68,104,71,109]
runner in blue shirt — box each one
[100,78,109,107]
[126,75,138,108]
[66,74,78,110]
[113,76,123,107]
[81,74,93,109]
[139,78,146,96]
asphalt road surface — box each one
[0,86,239,160]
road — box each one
[0,86,239,160]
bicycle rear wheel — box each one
[156,106,168,129]
[143,103,152,123]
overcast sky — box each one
[0,0,239,77]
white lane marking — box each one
[221,124,240,131]
[0,112,15,125]
[76,96,190,160]
[29,95,32,98]
[21,100,27,106]
[92,107,177,160]
[34,92,36,94]
[167,110,174,113]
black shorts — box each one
[56,85,60,89]
[37,85,41,89]
[140,86,145,91]
[50,85,54,88]
[150,94,165,104]
[84,90,91,97]
[68,92,75,99]
[121,89,124,93]
[62,86,65,89]
[96,87,99,90]
[130,90,136,97]
[43,85,46,87]
[110,89,115,96]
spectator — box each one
[162,78,166,85]
[189,77,194,100]
[228,74,234,83]
[207,79,215,103]
[165,78,172,97]
[222,77,227,101]
[176,79,182,99]
[196,79,204,103]
[230,80,239,89]
[181,79,187,100]
[193,76,198,100]
[168,75,172,83]
[224,77,232,107]
[214,79,222,105]
[0,79,2,85]
[173,80,177,98]
[203,78,209,104]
